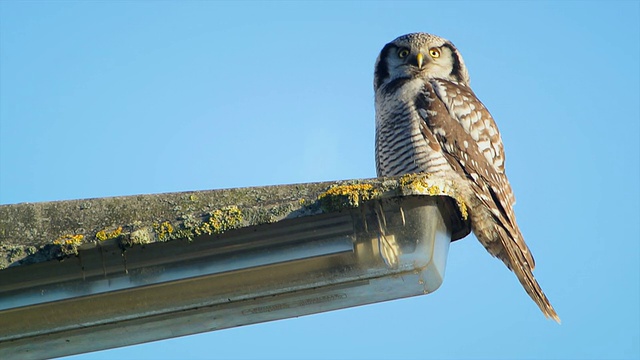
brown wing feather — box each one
[432,80,517,205]
[418,80,535,269]
[416,81,560,322]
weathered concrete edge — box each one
[0,174,469,269]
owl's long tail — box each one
[496,227,561,323]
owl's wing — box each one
[416,79,535,270]
[432,79,516,204]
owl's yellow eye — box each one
[397,48,410,58]
[429,48,441,58]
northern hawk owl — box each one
[374,32,559,322]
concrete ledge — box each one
[0,175,470,269]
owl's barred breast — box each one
[375,78,450,178]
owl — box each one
[374,32,559,322]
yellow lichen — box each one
[195,206,243,236]
[399,173,468,220]
[318,184,381,211]
[454,195,469,220]
[53,234,85,255]
[53,234,84,246]
[399,173,441,195]
[399,173,443,195]
[96,226,123,241]
[399,173,431,186]
[153,221,174,241]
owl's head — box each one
[374,33,470,91]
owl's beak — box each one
[416,53,424,69]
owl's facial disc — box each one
[374,32,471,90]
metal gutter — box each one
[0,175,470,359]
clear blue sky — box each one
[1,1,638,359]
